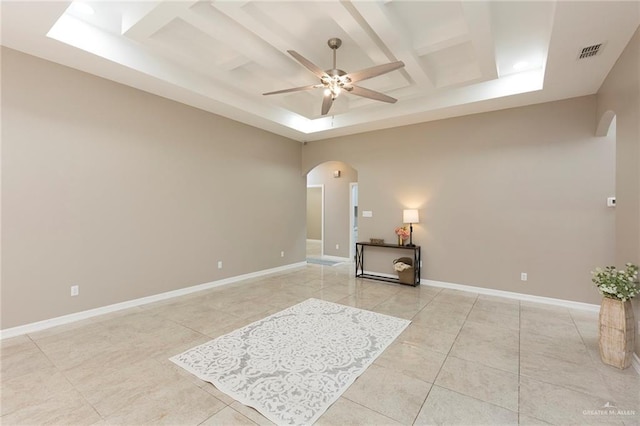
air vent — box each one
[578,43,602,59]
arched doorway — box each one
[306,161,358,264]
[596,110,616,137]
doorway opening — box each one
[306,161,358,265]
[350,182,358,260]
[306,185,324,258]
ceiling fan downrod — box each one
[328,37,341,70]
[324,38,349,100]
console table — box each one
[355,242,421,286]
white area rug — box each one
[170,298,410,425]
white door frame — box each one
[307,184,324,256]
[349,182,358,260]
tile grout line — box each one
[567,309,638,406]
[410,290,478,425]
[26,334,104,422]
[520,307,628,423]
[383,287,445,426]
[339,395,412,425]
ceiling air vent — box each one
[578,43,602,59]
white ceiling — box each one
[2,1,638,142]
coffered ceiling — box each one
[1,1,638,141]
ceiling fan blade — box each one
[346,61,405,83]
[263,84,319,96]
[287,50,327,79]
[321,92,334,115]
[347,85,397,103]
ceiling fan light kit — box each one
[263,38,405,116]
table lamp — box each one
[403,209,419,247]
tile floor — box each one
[1,263,639,425]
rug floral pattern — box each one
[170,298,410,425]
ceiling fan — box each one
[263,38,405,116]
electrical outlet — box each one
[217,261,223,269]
[281,251,285,257]
[521,273,528,281]
[335,244,339,250]
[70,285,79,296]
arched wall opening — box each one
[306,161,358,262]
[596,110,616,137]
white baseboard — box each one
[361,274,599,311]
[0,262,307,340]
[354,272,601,312]
[423,279,600,312]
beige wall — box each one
[1,48,306,329]
[306,187,322,240]
[3,25,637,333]
[303,96,616,304]
[596,25,640,357]
[307,161,358,258]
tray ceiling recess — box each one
[2,1,639,141]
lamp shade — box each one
[403,209,419,224]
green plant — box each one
[591,263,639,301]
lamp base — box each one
[405,243,416,247]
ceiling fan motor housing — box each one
[327,38,342,50]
